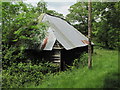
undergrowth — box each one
[30,48,119,88]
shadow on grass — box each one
[103,72,120,89]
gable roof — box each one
[39,14,90,50]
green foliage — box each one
[66,2,120,49]
[79,52,88,67]
[2,2,47,48]
[36,0,47,14]
[2,1,65,67]
[2,46,24,68]
[2,1,119,88]
[2,2,49,67]
[93,2,120,49]
[66,2,88,35]
[2,2,64,88]
[32,48,118,88]
[2,63,44,88]
[2,62,59,88]
[47,10,64,18]
[72,52,88,69]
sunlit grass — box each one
[29,48,118,88]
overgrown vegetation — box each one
[2,1,62,88]
[71,52,88,69]
[2,62,59,88]
[31,48,119,88]
[1,1,119,88]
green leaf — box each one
[12,39,18,42]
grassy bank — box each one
[29,48,119,88]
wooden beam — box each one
[88,0,92,69]
[59,50,62,71]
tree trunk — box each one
[88,0,92,69]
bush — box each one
[80,52,88,67]
[71,52,88,69]
[2,62,59,88]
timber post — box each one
[88,0,92,69]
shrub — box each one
[72,52,88,69]
[80,52,88,67]
[2,62,59,88]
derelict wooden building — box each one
[36,14,93,70]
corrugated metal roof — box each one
[40,14,91,50]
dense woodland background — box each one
[1,1,120,88]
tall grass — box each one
[29,48,119,88]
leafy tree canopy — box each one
[66,2,120,49]
[2,1,63,68]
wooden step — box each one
[52,54,60,57]
[51,54,60,60]
[53,60,60,63]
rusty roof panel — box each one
[40,14,93,50]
